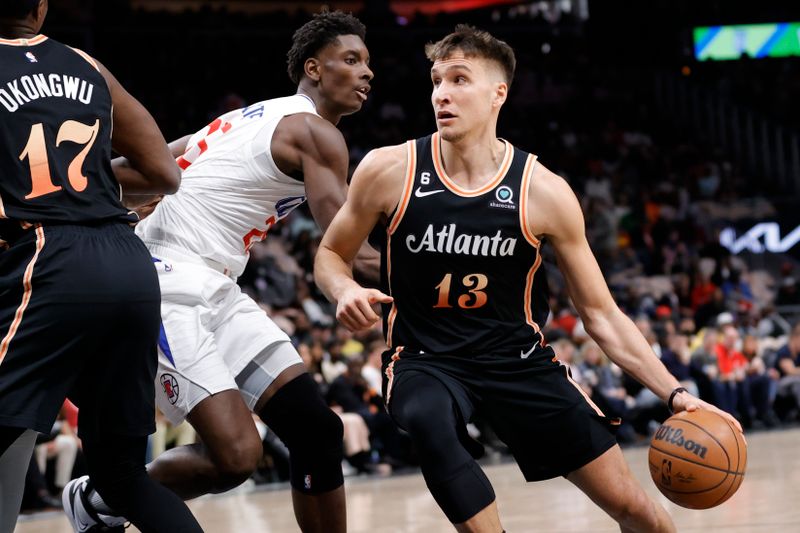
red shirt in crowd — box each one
[715,343,748,376]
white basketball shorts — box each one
[151,253,300,425]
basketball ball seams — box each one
[709,418,746,507]
[670,417,732,471]
[711,472,742,507]
[649,410,747,509]
[648,451,732,495]
[649,443,743,476]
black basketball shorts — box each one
[0,222,160,438]
[383,348,619,481]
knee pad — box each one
[258,373,344,494]
[425,460,496,524]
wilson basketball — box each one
[648,409,747,509]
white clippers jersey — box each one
[136,94,315,278]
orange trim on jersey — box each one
[519,154,541,247]
[386,305,398,348]
[565,366,605,417]
[384,231,397,348]
[384,347,403,405]
[0,225,45,366]
[69,47,99,71]
[387,140,416,235]
[431,132,513,197]
[523,251,543,333]
[0,35,48,46]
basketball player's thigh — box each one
[70,234,163,437]
[153,264,241,427]
[0,298,87,434]
[0,235,91,434]
[214,290,300,410]
[564,444,649,513]
[485,368,618,481]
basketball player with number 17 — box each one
[315,25,744,532]
[63,11,377,533]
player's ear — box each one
[492,81,508,109]
[304,57,322,84]
[35,0,49,26]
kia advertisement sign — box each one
[720,222,800,254]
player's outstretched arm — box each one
[282,114,381,285]
[529,165,741,431]
[314,146,405,331]
[95,59,180,195]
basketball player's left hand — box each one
[671,391,745,437]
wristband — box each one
[668,386,688,413]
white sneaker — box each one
[62,476,127,532]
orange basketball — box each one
[648,409,746,509]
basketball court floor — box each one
[16,427,799,532]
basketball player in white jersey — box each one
[64,11,374,533]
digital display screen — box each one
[694,22,800,61]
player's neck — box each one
[0,22,38,40]
[295,87,342,126]
[439,132,506,188]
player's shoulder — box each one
[530,159,575,203]
[277,111,346,155]
[349,143,408,213]
[357,143,408,178]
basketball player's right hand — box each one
[671,391,745,439]
[336,287,393,332]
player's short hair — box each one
[286,10,366,85]
[425,24,516,86]
[0,0,39,18]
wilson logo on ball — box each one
[653,425,708,459]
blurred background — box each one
[20,0,800,513]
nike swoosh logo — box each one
[69,484,90,531]
[414,187,445,198]
[520,341,540,359]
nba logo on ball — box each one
[160,374,180,405]
[495,186,514,204]
[649,410,746,509]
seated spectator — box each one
[660,333,699,398]
[741,334,780,427]
[327,357,409,469]
[20,455,62,512]
[362,339,387,395]
[691,327,726,405]
[578,341,638,442]
[774,322,800,421]
[151,410,197,460]
[34,403,80,496]
[715,324,756,427]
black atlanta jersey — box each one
[382,133,552,360]
[0,35,134,241]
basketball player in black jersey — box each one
[315,26,743,532]
[0,1,201,531]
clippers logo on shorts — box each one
[489,185,516,211]
[160,373,180,405]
